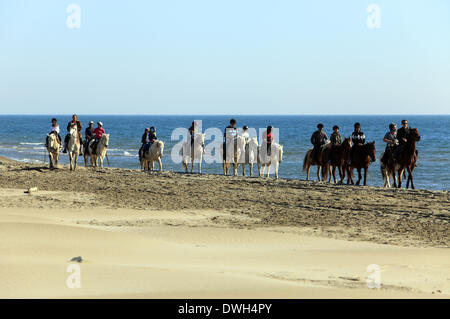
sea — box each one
[0,115,448,191]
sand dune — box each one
[0,157,449,298]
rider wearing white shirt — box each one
[46,118,62,147]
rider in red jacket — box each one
[93,122,105,139]
[90,122,105,154]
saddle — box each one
[143,142,153,155]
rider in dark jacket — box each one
[349,122,365,165]
[84,121,95,154]
[397,119,410,145]
[330,125,342,146]
[63,114,83,155]
[351,122,365,146]
[310,123,328,162]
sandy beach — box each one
[0,156,449,298]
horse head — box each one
[157,140,164,157]
[195,133,205,146]
[343,137,352,149]
[69,123,78,135]
[409,128,421,142]
[101,134,110,148]
[367,141,376,162]
[48,133,59,150]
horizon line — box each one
[1,113,449,116]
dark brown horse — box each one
[389,128,420,189]
[323,137,352,184]
[348,142,376,186]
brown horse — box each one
[323,137,352,184]
[389,128,420,189]
[348,142,376,186]
[303,144,330,181]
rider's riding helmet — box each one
[317,123,324,129]
[230,119,236,125]
[389,123,396,130]
[52,118,57,123]
[89,121,94,125]
[150,126,156,132]
[243,125,248,130]
[98,122,103,127]
[354,122,361,129]
[333,125,339,130]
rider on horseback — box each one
[351,122,365,146]
[381,123,398,165]
[84,121,95,154]
[397,120,409,145]
[241,125,250,142]
[349,122,365,164]
[223,119,237,160]
[139,127,157,159]
[90,122,105,155]
[189,121,205,153]
[328,125,342,163]
[310,123,328,163]
[330,125,342,146]
[393,119,418,162]
[46,118,62,148]
[263,126,274,156]
[63,114,83,155]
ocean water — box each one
[0,115,448,191]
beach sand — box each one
[0,157,449,298]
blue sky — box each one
[0,0,449,114]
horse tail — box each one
[322,164,327,181]
[302,151,309,171]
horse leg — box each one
[249,163,253,177]
[356,168,361,185]
[397,169,403,188]
[242,164,246,176]
[48,154,53,169]
[274,163,279,179]
[331,166,336,184]
[190,158,194,173]
[99,156,104,168]
[406,166,414,189]
[198,161,202,174]
[306,165,310,181]
[363,167,368,186]
[158,158,163,172]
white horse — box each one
[239,137,258,176]
[141,140,164,171]
[258,142,283,179]
[67,124,80,171]
[222,136,246,176]
[182,133,205,174]
[46,133,61,169]
[85,134,110,168]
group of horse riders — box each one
[309,119,416,166]
[47,115,416,171]
[46,114,106,156]
[138,118,275,161]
